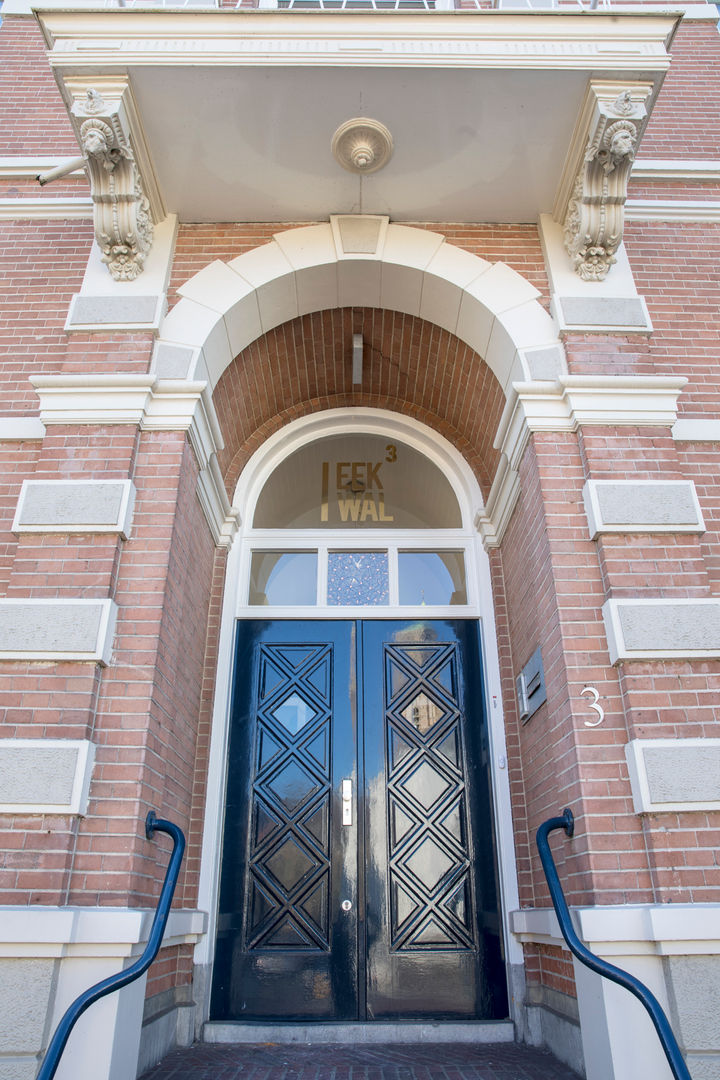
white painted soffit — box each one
[35,10,678,226]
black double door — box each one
[211,619,507,1022]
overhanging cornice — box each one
[37,10,678,71]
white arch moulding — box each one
[151,216,567,548]
[154,217,565,397]
[193,403,525,1028]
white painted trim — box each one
[632,158,720,182]
[0,597,118,664]
[0,738,95,815]
[0,417,46,441]
[194,406,524,1021]
[0,197,93,220]
[0,905,206,957]
[672,418,720,442]
[0,157,86,179]
[486,376,687,546]
[36,10,679,72]
[625,738,720,814]
[625,199,720,222]
[28,374,233,543]
[12,478,136,537]
[511,903,720,955]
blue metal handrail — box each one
[536,809,691,1080]
[36,811,185,1080]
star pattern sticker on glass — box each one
[327,551,389,606]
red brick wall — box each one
[0,18,79,154]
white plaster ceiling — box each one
[131,65,586,223]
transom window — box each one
[253,433,462,530]
[240,430,478,614]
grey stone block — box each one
[684,1054,720,1080]
[559,296,650,329]
[153,343,196,379]
[0,959,54,1053]
[0,745,78,805]
[0,599,116,662]
[620,603,720,653]
[666,956,720,1052]
[69,295,159,327]
[584,480,703,536]
[524,346,565,381]
[644,745,720,804]
[15,480,133,534]
[0,1061,39,1080]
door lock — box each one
[341,899,352,912]
[342,779,352,826]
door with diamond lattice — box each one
[210,619,507,1022]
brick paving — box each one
[140,1041,582,1080]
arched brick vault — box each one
[212,307,506,500]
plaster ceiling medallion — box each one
[331,118,394,175]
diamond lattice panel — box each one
[384,642,475,951]
[246,643,333,951]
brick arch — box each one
[213,308,506,500]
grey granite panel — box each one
[559,297,648,328]
[0,746,78,805]
[0,601,104,656]
[596,482,699,528]
[0,1062,38,1080]
[69,295,158,326]
[644,745,720,804]
[153,343,195,379]
[0,959,54,1053]
[666,956,720,1052]
[18,482,125,528]
[618,603,720,652]
[524,346,565,381]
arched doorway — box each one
[202,409,517,1024]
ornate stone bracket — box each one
[66,79,165,282]
[554,82,652,282]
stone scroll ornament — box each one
[71,88,154,281]
[563,90,647,282]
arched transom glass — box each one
[241,432,477,614]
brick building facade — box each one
[0,1,719,1078]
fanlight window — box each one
[244,433,471,610]
[253,434,462,530]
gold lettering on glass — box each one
[321,456,396,525]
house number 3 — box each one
[580,686,605,727]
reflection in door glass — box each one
[327,551,389,606]
[398,551,467,606]
[249,551,317,605]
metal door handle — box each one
[342,779,352,826]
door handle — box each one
[342,779,352,826]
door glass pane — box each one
[398,551,467,606]
[249,551,317,605]
[253,434,462,529]
[327,551,389,606]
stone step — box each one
[203,1019,515,1044]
